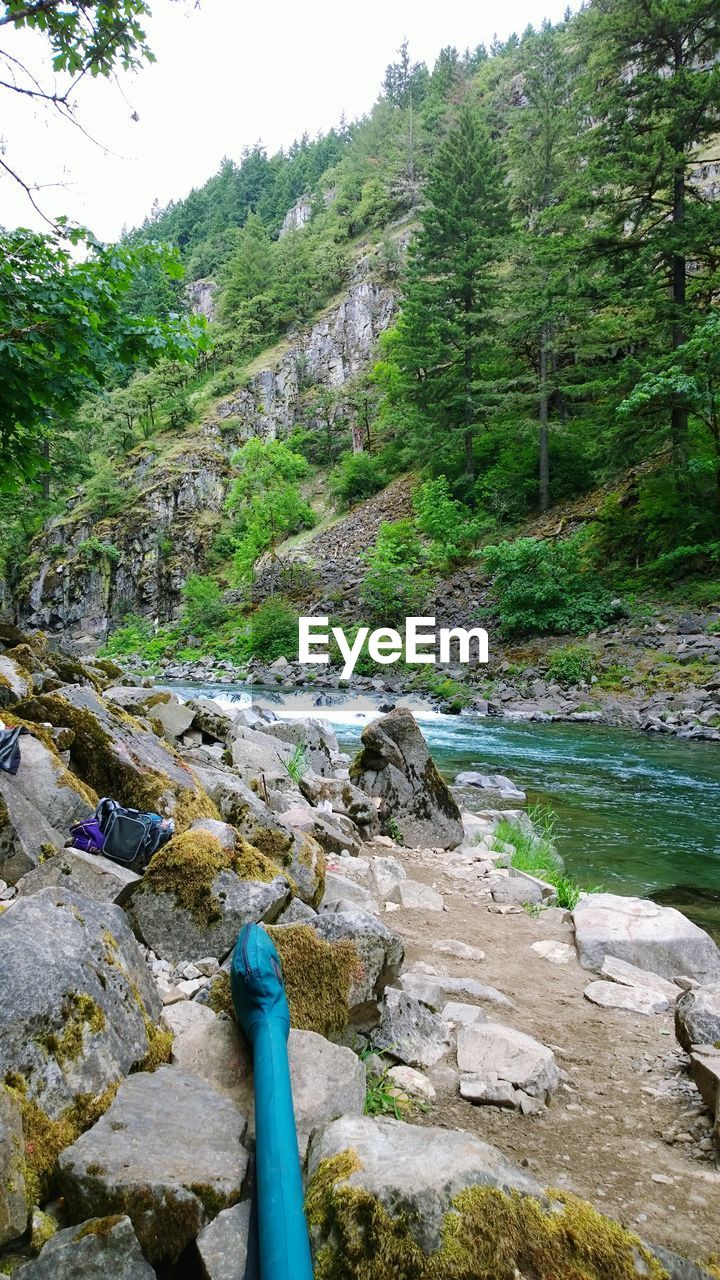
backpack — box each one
[0,725,26,776]
[70,798,174,871]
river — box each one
[166,682,720,939]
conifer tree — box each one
[392,104,510,483]
[579,0,720,468]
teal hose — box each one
[231,923,314,1280]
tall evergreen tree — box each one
[580,0,720,468]
[391,104,510,483]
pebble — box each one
[651,1173,674,1185]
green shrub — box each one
[250,597,299,661]
[413,476,483,568]
[101,614,154,656]
[329,452,386,509]
[546,644,596,687]
[479,536,621,638]
[360,520,430,626]
[493,807,588,911]
[182,574,231,635]
[77,536,120,564]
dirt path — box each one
[370,839,720,1268]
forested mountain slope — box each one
[3,3,720,663]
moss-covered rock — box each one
[126,830,291,964]
[13,685,217,831]
[305,1117,671,1280]
[265,924,363,1038]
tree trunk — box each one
[670,32,688,468]
[41,439,50,501]
[539,326,550,514]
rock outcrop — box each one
[350,708,463,849]
[573,893,720,983]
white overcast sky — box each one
[2,0,579,241]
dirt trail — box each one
[372,839,720,1267]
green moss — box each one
[91,658,123,680]
[265,925,361,1037]
[73,1214,124,1241]
[30,1208,57,1252]
[35,993,106,1067]
[207,971,234,1019]
[3,1074,118,1210]
[136,1025,174,1072]
[305,1160,670,1280]
[141,830,279,925]
[60,1179,208,1265]
[190,1182,240,1219]
[249,825,294,868]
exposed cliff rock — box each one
[278,194,313,238]
[187,278,218,323]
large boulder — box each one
[456,1023,560,1108]
[572,894,720,983]
[163,1002,364,1158]
[262,717,339,777]
[370,989,451,1069]
[0,888,160,1117]
[0,1086,26,1246]
[299,772,378,836]
[306,1114,540,1256]
[188,763,325,906]
[230,724,292,783]
[0,655,32,706]
[350,709,463,850]
[14,1215,155,1279]
[15,846,139,906]
[0,731,96,883]
[675,982,720,1051]
[14,685,217,830]
[125,829,291,964]
[58,1068,248,1265]
[306,1116,696,1278]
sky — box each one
[2,0,579,241]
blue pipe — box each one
[231,922,314,1280]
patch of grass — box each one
[286,743,309,785]
[494,806,591,911]
[545,644,596,687]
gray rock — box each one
[14,1215,155,1279]
[490,874,546,907]
[165,1002,364,1159]
[0,655,31,704]
[441,1001,488,1028]
[307,908,404,1025]
[58,1068,248,1265]
[350,708,463,850]
[675,982,720,1051]
[306,1114,540,1255]
[688,1046,720,1119]
[584,979,669,1015]
[400,970,513,1012]
[230,725,292,783]
[282,805,362,858]
[649,1243,720,1280]
[126,833,291,964]
[263,717,338,777]
[386,1065,436,1102]
[456,1023,560,1102]
[0,733,95,883]
[530,940,575,965]
[460,1075,518,1107]
[0,888,160,1117]
[599,955,680,1001]
[454,772,526,801]
[15,846,139,906]
[146,694,196,740]
[0,1085,26,1246]
[278,897,318,923]
[387,880,444,911]
[371,988,451,1068]
[299,771,378,834]
[196,1200,251,1280]
[573,893,720,983]
[320,871,378,913]
[432,938,485,963]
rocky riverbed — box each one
[1,625,719,1278]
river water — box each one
[167,682,720,938]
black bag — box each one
[0,726,26,776]
[96,797,174,870]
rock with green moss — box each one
[15,848,139,907]
[188,761,325,905]
[305,1115,689,1280]
[0,1087,26,1247]
[125,829,291,964]
[14,1214,154,1279]
[350,708,463,850]
[0,888,160,1118]
[57,1068,248,1266]
[299,772,378,837]
[0,734,96,884]
[306,907,404,1029]
[13,685,217,831]
[0,659,31,709]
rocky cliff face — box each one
[11,244,400,640]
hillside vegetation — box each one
[2,4,720,664]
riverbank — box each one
[1,624,720,1278]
